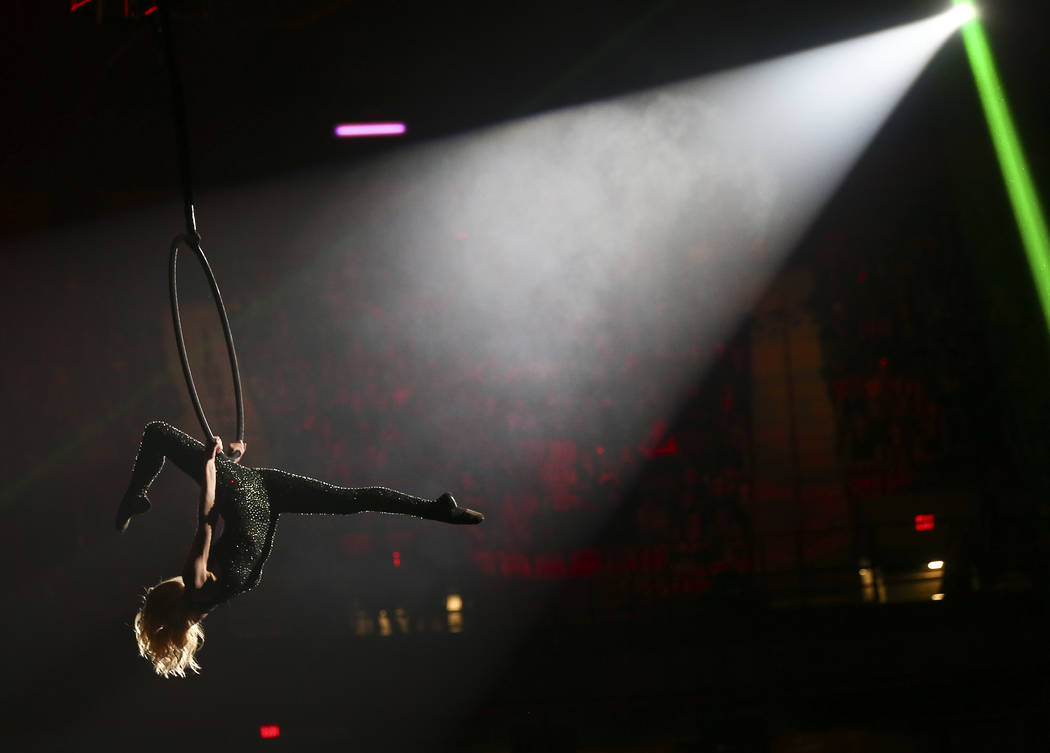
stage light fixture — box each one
[948,2,978,26]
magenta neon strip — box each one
[334,122,407,138]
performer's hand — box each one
[192,558,217,589]
[228,440,246,463]
[210,436,222,460]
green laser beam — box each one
[954,0,1050,335]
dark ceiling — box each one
[3,0,1048,237]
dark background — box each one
[3,1,1050,751]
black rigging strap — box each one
[156,1,244,459]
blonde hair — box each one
[133,577,205,678]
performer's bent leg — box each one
[258,468,483,524]
[116,421,206,532]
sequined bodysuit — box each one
[122,421,474,613]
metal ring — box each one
[169,233,245,458]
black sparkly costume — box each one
[118,421,481,613]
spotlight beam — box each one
[284,9,982,466]
[953,0,1050,338]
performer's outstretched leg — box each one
[257,468,483,524]
[116,421,207,532]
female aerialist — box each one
[118,420,483,677]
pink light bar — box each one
[334,122,406,138]
[259,725,280,739]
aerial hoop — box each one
[169,232,245,459]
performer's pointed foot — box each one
[436,492,484,524]
[115,492,151,533]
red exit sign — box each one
[914,514,935,532]
[259,725,280,739]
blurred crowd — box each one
[14,217,1039,624]
[810,229,990,496]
